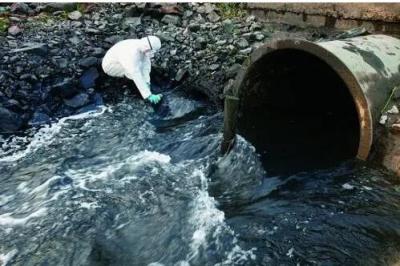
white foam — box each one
[0,106,108,163]
[0,249,17,266]
[187,169,256,264]
[65,150,171,191]
[79,202,100,209]
[0,207,47,227]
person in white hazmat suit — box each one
[102,36,163,104]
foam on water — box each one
[0,207,47,227]
[0,106,108,163]
[0,249,18,266]
[187,168,256,264]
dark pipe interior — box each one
[238,49,360,175]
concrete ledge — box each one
[247,3,400,35]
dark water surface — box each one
[1,93,400,266]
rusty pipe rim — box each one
[241,38,372,160]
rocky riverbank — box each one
[0,2,339,134]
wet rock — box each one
[8,25,22,36]
[161,15,181,25]
[50,78,77,98]
[29,111,51,126]
[92,47,105,57]
[123,17,141,29]
[79,57,98,68]
[104,35,123,44]
[236,38,249,49]
[64,93,89,108]
[175,69,188,82]
[79,67,99,89]
[0,107,22,133]
[69,36,81,45]
[68,11,82,20]
[52,57,68,68]
[10,43,48,57]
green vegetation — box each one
[76,3,86,14]
[216,3,247,19]
[381,86,399,114]
[0,17,9,32]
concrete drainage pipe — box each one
[222,35,400,174]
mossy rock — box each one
[0,17,9,32]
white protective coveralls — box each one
[101,36,161,99]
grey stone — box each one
[255,33,265,41]
[64,93,89,108]
[161,15,181,25]
[207,11,220,23]
[236,38,249,49]
[10,3,32,15]
[79,57,98,68]
[68,10,82,20]
[0,107,22,133]
[123,17,141,29]
[188,23,200,32]
[222,19,234,33]
[209,64,220,71]
[104,35,123,44]
[69,36,80,45]
[50,78,77,98]
[53,57,68,68]
[92,47,105,56]
[29,111,51,126]
[175,69,188,82]
[250,23,262,31]
[239,47,252,54]
[8,25,22,36]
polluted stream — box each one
[1,89,400,265]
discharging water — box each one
[1,90,400,265]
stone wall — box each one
[247,3,400,35]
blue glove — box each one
[147,94,163,104]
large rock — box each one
[0,107,23,133]
[79,67,99,89]
[8,25,22,36]
[64,93,89,108]
[161,15,181,25]
[68,10,82,20]
[123,17,141,29]
[50,78,78,98]
[29,111,51,126]
[79,57,98,68]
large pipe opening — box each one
[238,49,360,175]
